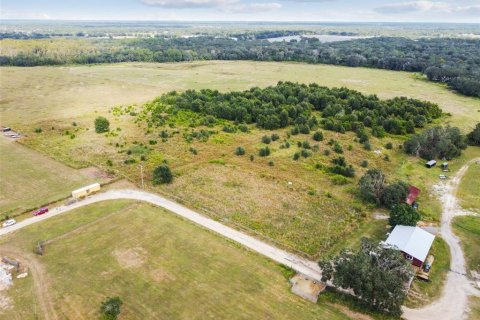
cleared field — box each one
[1,61,479,129]
[452,216,480,275]
[0,200,349,320]
[457,160,480,213]
[0,136,101,217]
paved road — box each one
[402,158,480,320]
[0,189,323,281]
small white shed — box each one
[72,183,101,199]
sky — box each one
[1,0,480,23]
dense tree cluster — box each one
[1,36,478,96]
[389,204,421,227]
[152,82,441,132]
[403,126,467,160]
[319,238,414,316]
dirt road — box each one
[0,189,323,282]
[402,158,480,320]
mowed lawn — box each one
[452,215,480,275]
[0,200,349,320]
[1,61,479,130]
[0,136,97,217]
[457,159,480,213]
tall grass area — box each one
[0,200,349,320]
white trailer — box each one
[72,183,101,199]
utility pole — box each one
[140,164,145,189]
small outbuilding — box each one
[426,160,437,168]
[406,186,421,206]
[383,225,435,268]
[72,183,101,199]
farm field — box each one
[0,200,349,320]
[3,61,479,258]
[0,136,101,218]
[1,61,479,129]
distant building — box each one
[383,225,435,267]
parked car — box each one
[33,207,49,216]
[2,219,16,228]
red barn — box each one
[384,226,435,267]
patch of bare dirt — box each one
[78,166,111,179]
[113,247,147,269]
[150,268,176,283]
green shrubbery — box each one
[94,116,110,133]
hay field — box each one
[0,200,349,320]
[1,61,479,130]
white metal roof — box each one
[384,225,435,263]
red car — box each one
[33,207,49,216]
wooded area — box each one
[1,35,479,96]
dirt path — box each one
[0,189,323,282]
[402,158,480,320]
[0,246,58,320]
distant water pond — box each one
[266,34,371,43]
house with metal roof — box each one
[383,225,435,267]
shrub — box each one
[140,155,147,161]
[259,146,270,157]
[100,296,123,320]
[301,149,312,158]
[72,121,77,126]
[360,160,369,168]
[329,165,355,177]
[159,130,169,138]
[235,146,246,156]
[290,126,300,135]
[331,175,350,185]
[34,128,42,133]
[323,150,331,156]
[189,147,198,155]
[313,131,324,141]
[385,142,393,149]
[106,160,113,166]
[153,164,173,184]
[268,160,274,166]
[261,135,272,144]
[389,204,421,227]
[238,124,249,132]
[222,125,236,133]
[94,116,110,133]
[333,142,343,154]
[293,152,300,160]
[250,155,255,161]
[148,140,157,145]
[332,156,347,167]
[363,141,372,150]
[299,124,310,134]
[384,155,390,161]
[271,133,280,141]
[302,141,311,149]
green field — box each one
[0,136,101,217]
[452,216,480,275]
[457,161,480,213]
[1,61,479,129]
[0,200,349,320]
[3,61,479,257]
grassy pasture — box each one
[0,200,349,320]
[452,216,480,275]
[1,61,479,129]
[0,136,100,217]
[457,160,480,213]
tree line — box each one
[1,36,479,96]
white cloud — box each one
[375,1,480,16]
[141,0,237,9]
[226,2,282,13]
